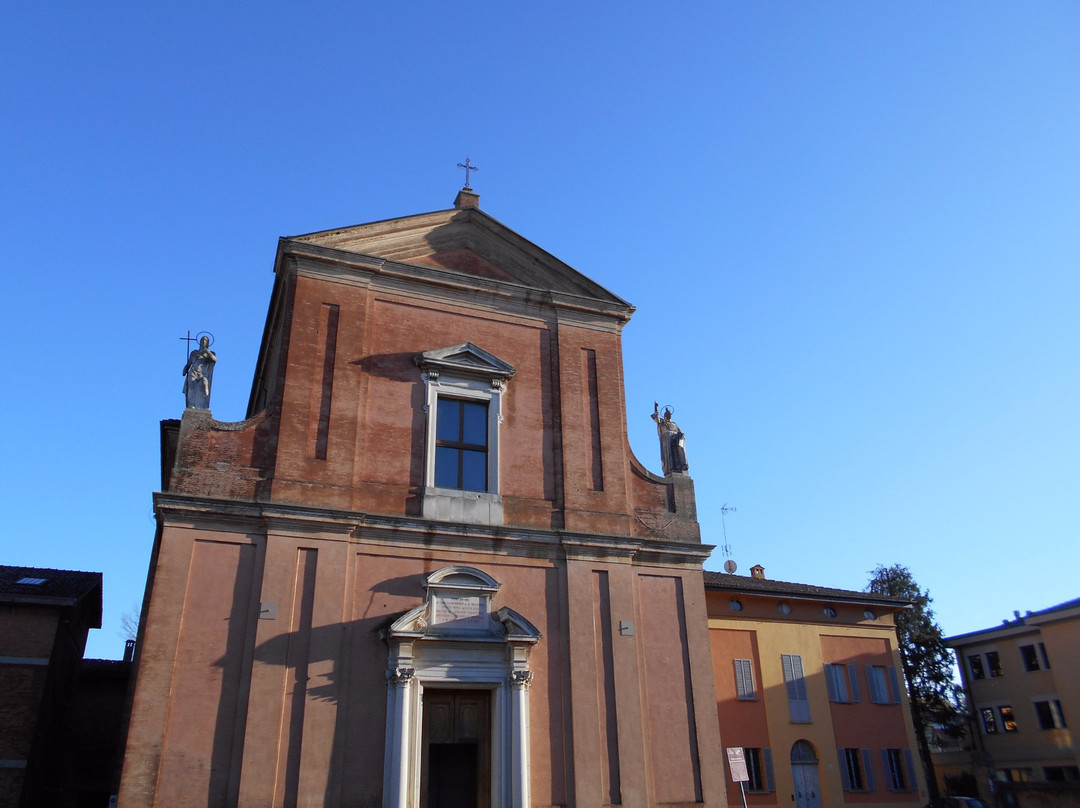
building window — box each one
[867,665,899,704]
[777,602,791,615]
[1034,699,1067,730]
[980,707,998,734]
[968,654,985,680]
[999,705,1018,732]
[987,651,1003,677]
[823,605,837,618]
[1020,644,1041,672]
[729,599,743,612]
[734,659,756,700]
[882,748,913,791]
[824,664,850,703]
[1044,766,1080,782]
[744,748,774,792]
[434,398,488,491]
[415,343,515,526]
[839,748,874,791]
[781,654,811,722]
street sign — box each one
[727,747,749,782]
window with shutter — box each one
[883,748,907,791]
[839,748,866,790]
[744,748,767,791]
[781,654,811,723]
[825,664,850,703]
[866,665,889,704]
[734,658,756,700]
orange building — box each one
[705,566,927,808]
[117,191,725,808]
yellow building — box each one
[946,597,1080,806]
[705,566,928,808]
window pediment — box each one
[414,343,516,385]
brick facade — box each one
[118,198,724,808]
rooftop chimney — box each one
[750,565,765,580]
[454,188,480,209]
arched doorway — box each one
[791,740,822,808]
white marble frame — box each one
[383,573,539,808]
[414,344,515,526]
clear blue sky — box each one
[2,4,1077,660]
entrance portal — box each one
[421,689,491,808]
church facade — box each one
[117,190,725,808]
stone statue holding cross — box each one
[652,402,689,476]
[183,335,217,410]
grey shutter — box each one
[838,749,851,790]
[881,750,894,791]
[848,663,861,702]
[825,664,839,701]
[735,659,755,700]
[903,749,915,790]
[888,666,902,704]
[782,654,811,722]
[763,748,775,792]
[861,748,875,791]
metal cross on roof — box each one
[457,157,479,190]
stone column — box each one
[509,670,533,808]
[383,667,415,808]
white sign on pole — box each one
[726,747,749,782]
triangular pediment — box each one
[288,206,631,308]
[414,343,516,381]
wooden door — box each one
[793,763,823,808]
[421,690,491,808]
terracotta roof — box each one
[0,566,103,627]
[703,570,912,609]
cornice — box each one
[281,241,632,330]
[152,492,712,566]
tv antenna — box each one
[720,504,737,573]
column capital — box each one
[386,667,415,686]
[510,670,533,690]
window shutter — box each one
[888,666,902,704]
[861,749,875,791]
[763,748,775,792]
[903,749,916,790]
[825,665,839,701]
[848,663,861,702]
[735,659,755,700]
[865,665,879,702]
[838,749,851,790]
[881,750,894,791]
[782,654,811,722]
